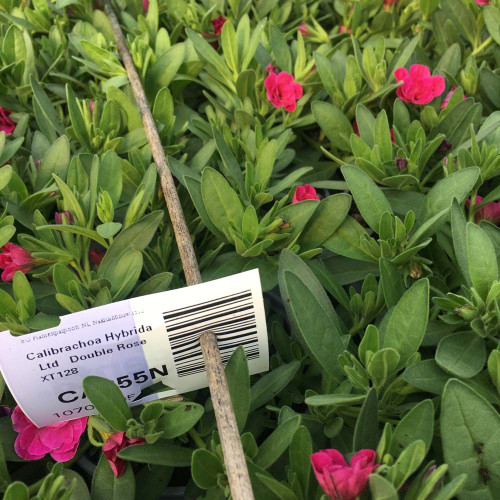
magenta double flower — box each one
[12,406,87,462]
[311,449,377,500]
[0,243,35,282]
[264,68,303,112]
[394,64,445,105]
[292,184,319,203]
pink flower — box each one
[292,184,319,203]
[11,406,87,462]
[384,0,399,7]
[466,196,500,225]
[264,71,303,112]
[211,15,227,36]
[311,449,377,500]
[394,64,445,105]
[103,432,145,477]
[0,243,35,282]
[299,23,309,35]
[142,0,148,12]
[441,86,466,109]
[475,0,490,5]
[265,63,277,75]
[339,25,352,34]
[89,249,105,266]
[89,101,95,115]
[55,211,74,225]
[0,108,16,135]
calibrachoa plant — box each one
[0,0,499,498]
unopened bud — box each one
[55,211,74,225]
[409,263,422,279]
[394,157,408,170]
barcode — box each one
[163,290,260,377]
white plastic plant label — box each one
[0,270,269,427]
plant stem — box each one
[472,36,493,56]
[189,428,207,449]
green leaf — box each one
[66,84,91,150]
[436,333,486,379]
[387,440,426,490]
[466,222,498,299]
[98,211,163,277]
[156,403,204,439]
[97,222,122,238]
[99,151,123,207]
[221,21,238,73]
[441,379,500,499]
[117,442,194,466]
[353,387,379,451]
[279,251,346,378]
[13,271,35,317]
[106,86,143,132]
[390,399,434,457]
[402,359,451,395]
[417,168,479,226]
[289,426,312,496]
[82,376,132,431]
[52,174,86,227]
[225,346,250,432]
[254,139,277,191]
[30,76,65,141]
[369,474,398,500]
[91,454,135,500]
[0,164,12,191]
[35,135,70,190]
[3,482,29,500]
[366,348,400,388]
[313,101,352,152]
[407,209,449,247]
[298,193,351,252]
[382,279,429,369]
[342,165,392,233]
[323,216,378,263]
[241,205,259,246]
[0,225,15,248]
[374,110,393,163]
[387,35,421,80]
[191,449,224,489]
[305,394,366,407]
[132,272,173,297]
[36,224,109,248]
[379,258,405,308]
[185,28,235,90]
[255,415,301,469]
[147,44,185,95]
[484,7,500,47]
[250,360,300,411]
[201,167,244,236]
[256,474,299,500]
[241,18,266,71]
[440,0,476,43]
[269,25,291,73]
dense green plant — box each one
[0,0,499,498]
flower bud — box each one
[55,211,74,225]
[394,157,408,170]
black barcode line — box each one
[163,291,252,319]
[168,315,256,344]
[164,290,260,377]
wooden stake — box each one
[103,2,255,499]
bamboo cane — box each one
[102,2,255,498]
